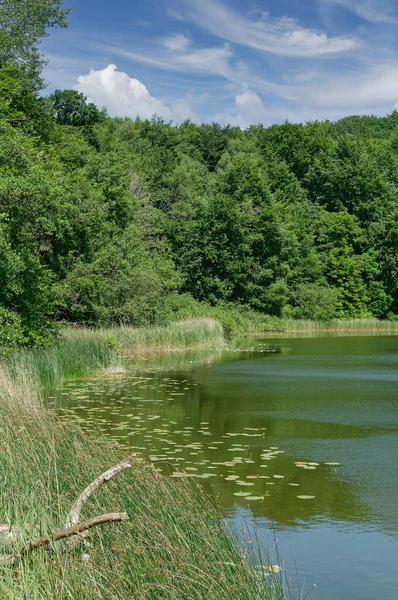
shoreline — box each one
[0,318,285,599]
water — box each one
[48,335,398,599]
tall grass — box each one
[0,361,286,599]
[99,317,224,353]
[262,318,398,333]
[3,318,225,389]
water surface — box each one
[48,335,398,600]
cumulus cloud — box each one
[215,90,271,127]
[75,64,192,122]
[235,91,267,122]
[181,0,359,57]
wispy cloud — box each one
[179,0,359,57]
[321,0,398,25]
[98,40,289,100]
[300,63,398,112]
[163,33,191,52]
[98,41,236,80]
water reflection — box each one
[47,335,398,600]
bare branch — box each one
[65,454,136,529]
[0,512,128,566]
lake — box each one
[48,334,398,600]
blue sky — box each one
[41,0,398,126]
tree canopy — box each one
[1,0,398,349]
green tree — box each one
[316,210,368,316]
[50,89,106,127]
[0,0,69,92]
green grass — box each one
[4,318,225,389]
[261,318,398,333]
[0,360,286,600]
[98,317,225,353]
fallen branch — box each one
[65,454,136,529]
[0,512,128,566]
[0,454,135,561]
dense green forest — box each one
[1,0,398,350]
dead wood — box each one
[0,512,128,566]
[65,454,136,529]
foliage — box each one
[1,0,398,352]
[50,89,106,127]
[0,358,285,600]
[0,0,69,92]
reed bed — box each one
[264,318,398,333]
[0,361,285,600]
[3,319,225,389]
[97,317,225,353]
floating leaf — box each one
[297,495,315,500]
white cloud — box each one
[171,99,195,121]
[235,90,267,121]
[215,90,271,127]
[163,33,191,52]
[302,64,398,112]
[321,0,398,24]
[102,42,235,80]
[182,0,359,57]
[75,64,193,122]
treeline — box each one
[1,0,398,349]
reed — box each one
[3,318,225,389]
[98,317,224,353]
[262,318,398,333]
[0,361,286,600]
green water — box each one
[49,335,398,600]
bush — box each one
[288,283,342,321]
[0,307,26,353]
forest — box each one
[1,0,398,351]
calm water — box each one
[48,335,398,600]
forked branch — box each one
[65,453,136,528]
[0,512,128,566]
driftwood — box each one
[65,454,136,528]
[0,513,128,566]
[0,454,136,565]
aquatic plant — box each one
[0,360,286,599]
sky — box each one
[41,0,398,126]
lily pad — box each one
[297,495,315,500]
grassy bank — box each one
[0,352,285,599]
[4,318,225,389]
[100,317,224,353]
